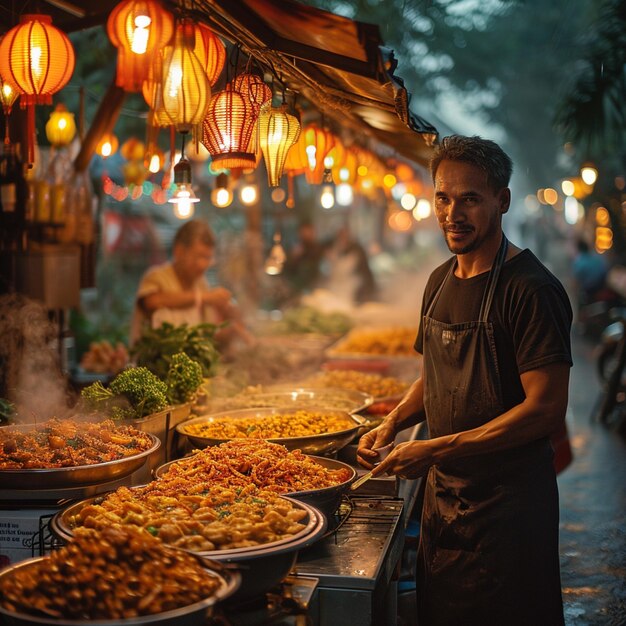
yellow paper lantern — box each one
[45,104,77,147]
[121,137,146,161]
[161,19,211,132]
[258,105,301,187]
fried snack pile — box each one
[71,478,308,552]
[0,419,154,469]
[305,370,410,399]
[0,525,222,620]
[182,410,355,440]
[330,326,418,356]
[161,440,352,494]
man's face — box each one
[174,240,215,281]
[433,159,509,255]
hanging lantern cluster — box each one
[0,13,75,163]
[107,0,174,93]
[258,105,301,187]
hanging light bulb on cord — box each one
[265,232,287,275]
[320,168,335,209]
[169,131,199,219]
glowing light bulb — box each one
[148,154,161,173]
[101,142,112,158]
[131,15,152,54]
[240,184,258,205]
[320,185,335,209]
[581,166,598,186]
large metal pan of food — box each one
[0,419,160,490]
[0,525,240,626]
[176,407,367,456]
[153,440,356,518]
[51,489,326,602]
[201,386,373,415]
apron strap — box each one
[424,235,509,322]
[478,235,508,322]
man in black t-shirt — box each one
[357,135,572,626]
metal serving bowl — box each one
[0,554,240,626]
[154,454,356,518]
[176,407,367,456]
[51,496,325,603]
[0,431,161,490]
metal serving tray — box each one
[176,407,368,456]
[0,432,160,490]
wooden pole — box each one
[73,81,126,173]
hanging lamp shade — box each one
[161,19,211,132]
[258,104,301,187]
[107,0,174,93]
[296,123,335,185]
[45,104,76,147]
[194,22,226,86]
[202,85,256,170]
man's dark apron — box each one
[417,237,564,625]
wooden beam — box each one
[73,80,126,173]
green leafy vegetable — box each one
[165,352,203,405]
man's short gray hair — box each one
[429,135,513,192]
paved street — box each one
[559,333,626,625]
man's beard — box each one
[443,228,477,255]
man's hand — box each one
[356,421,396,470]
[203,287,232,311]
[372,439,438,479]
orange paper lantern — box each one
[194,22,226,87]
[296,124,335,185]
[107,0,174,93]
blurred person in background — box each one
[283,220,325,296]
[572,238,610,304]
[130,219,255,349]
[358,135,572,625]
[321,225,377,304]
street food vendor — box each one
[357,135,572,625]
[129,219,255,348]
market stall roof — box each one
[0,0,437,166]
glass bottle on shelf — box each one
[0,139,27,248]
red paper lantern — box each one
[107,0,174,93]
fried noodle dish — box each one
[162,439,352,494]
[182,409,355,440]
[0,419,154,469]
[0,525,223,620]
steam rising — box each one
[0,294,72,422]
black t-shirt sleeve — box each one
[511,283,573,373]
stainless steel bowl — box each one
[51,496,325,603]
[154,454,356,518]
[0,554,240,626]
[176,407,367,456]
[0,432,161,490]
